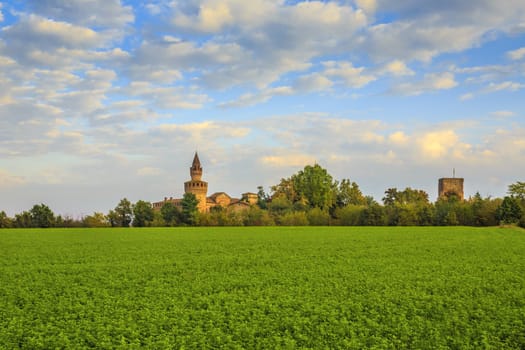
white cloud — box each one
[507,47,525,60]
[392,72,457,95]
[491,110,515,118]
[323,61,376,88]
[219,86,294,108]
[417,130,460,159]
[26,0,134,28]
[485,81,525,93]
[137,167,162,177]
[4,15,102,49]
[145,4,162,15]
[0,3,3,22]
[177,2,234,33]
[460,93,474,101]
[356,0,377,14]
[389,131,409,145]
[293,73,334,92]
[164,0,368,89]
[381,60,415,76]
[260,154,318,168]
[363,21,481,62]
[0,169,26,188]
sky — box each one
[1,0,524,217]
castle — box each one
[153,153,465,212]
[152,153,257,212]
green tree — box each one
[382,188,400,206]
[110,198,133,227]
[359,204,386,226]
[291,164,337,210]
[14,211,32,228]
[434,197,457,226]
[132,200,154,227]
[160,202,179,226]
[507,181,525,202]
[394,204,419,226]
[267,195,293,216]
[336,179,367,207]
[0,211,12,228]
[30,204,55,228]
[496,196,523,225]
[383,187,429,206]
[181,193,199,226]
[256,186,270,209]
[83,212,109,227]
[270,177,298,203]
[416,204,435,226]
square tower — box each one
[438,178,464,200]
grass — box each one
[1,226,524,349]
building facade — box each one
[152,153,257,212]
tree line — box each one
[1,165,524,228]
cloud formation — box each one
[0,1,524,215]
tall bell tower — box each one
[184,152,208,212]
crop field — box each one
[1,226,524,349]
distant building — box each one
[152,152,257,212]
[438,177,464,200]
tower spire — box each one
[190,152,203,181]
[192,152,201,167]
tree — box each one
[181,193,199,226]
[0,211,12,228]
[434,196,460,226]
[132,200,154,227]
[383,187,429,206]
[14,211,32,228]
[30,204,55,228]
[383,188,400,206]
[508,181,525,202]
[160,202,179,226]
[359,204,386,226]
[267,195,293,217]
[110,198,133,227]
[83,212,109,227]
[335,179,367,207]
[256,186,270,209]
[291,164,337,210]
[270,177,298,204]
[496,196,523,225]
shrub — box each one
[279,211,309,226]
[307,208,330,226]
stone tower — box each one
[438,177,464,200]
[184,152,208,212]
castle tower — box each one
[184,152,208,212]
[438,177,464,201]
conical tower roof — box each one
[192,152,201,168]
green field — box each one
[1,227,524,349]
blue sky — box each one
[1,0,524,216]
